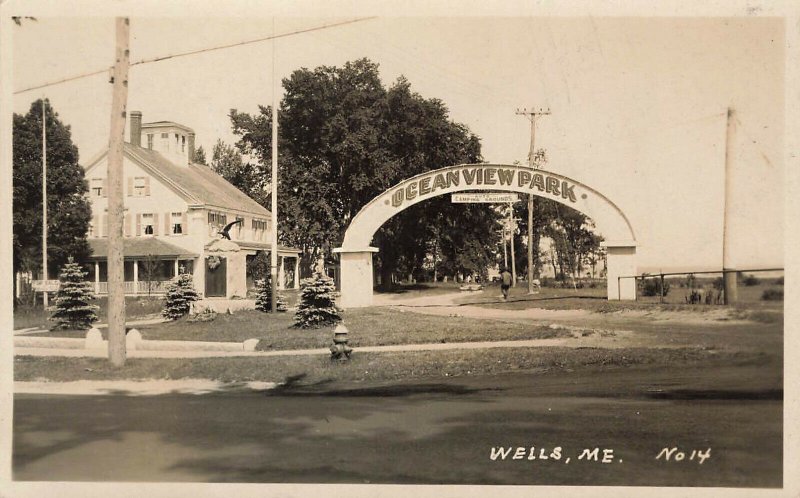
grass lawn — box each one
[13,296,166,330]
[38,307,574,350]
[13,345,778,384]
[457,281,783,315]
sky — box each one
[10,14,785,272]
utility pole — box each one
[508,203,517,287]
[722,107,738,304]
[107,17,130,367]
[270,17,279,312]
[516,107,550,294]
[502,226,508,269]
[41,99,48,308]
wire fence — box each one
[618,268,784,305]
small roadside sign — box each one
[451,193,520,204]
[32,280,60,292]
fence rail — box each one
[616,267,784,303]
[91,280,171,295]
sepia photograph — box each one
[0,1,796,497]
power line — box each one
[14,17,377,95]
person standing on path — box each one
[500,267,513,300]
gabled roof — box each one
[84,143,271,218]
[87,237,198,259]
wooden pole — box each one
[527,121,535,294]
[270,17,279,312]
[722,108,738,304]
[41,99,48,308]
[107,17,130,367]
[516,108,549,294]
[508,203,516,287]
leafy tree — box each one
[138,254,160,296]
[255,274,287,312]
[294,272,342,328]
[162,273,199,320]
[194,145,208,165]
[229,60,497,283]
[13,99,92,279]
[49,257,98,330]
[247,251,270,284]
[210,138,267,205]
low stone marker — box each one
[126,328,142,351]
[85,328,105,349]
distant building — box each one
[81,111,300,298]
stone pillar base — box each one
[603,242,637,300]
[333,247,379,308]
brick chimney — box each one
[130,111,142,146]
[188,132,196,163]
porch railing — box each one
[92,280,171,295]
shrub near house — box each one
[50,258,99,330]
[162,273,199,320]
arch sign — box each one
[334,164,637,308]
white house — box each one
[82,111,300,298]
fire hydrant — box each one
[330,323,353,361]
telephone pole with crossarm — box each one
[516,107,550,294]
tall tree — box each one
[13,99,91,279]
[229,59,498,281]
[193,145,208,165]
[544,205,602,281]
[210,138,267,205]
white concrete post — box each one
[194,256,204,298]
[278,255,286,290]
[294,257,300,289]
[94,261,100,294]
[132,259,138,296]
[604,243,637,300]
[333,247,378,308]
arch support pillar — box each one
[333,247,378,308]
[603,241,637,300]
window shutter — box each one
[136,213,141,236]
[127,177,133,196]
[182,212,188,235]
[124,214,131,236]
[144,177,151,196]
[102,178,108,198]
[153,213,160,235]
[165,212,171,235]
[103,214,109,237]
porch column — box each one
[278,255,286,290]
[294,256,300,289]
[132,259,138,296]
[94,261,100,294]
[174,258,179,277]
[333,246,378,308]
[603,242,637,300]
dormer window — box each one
[147,134,154,150]
[181,135,186,153]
